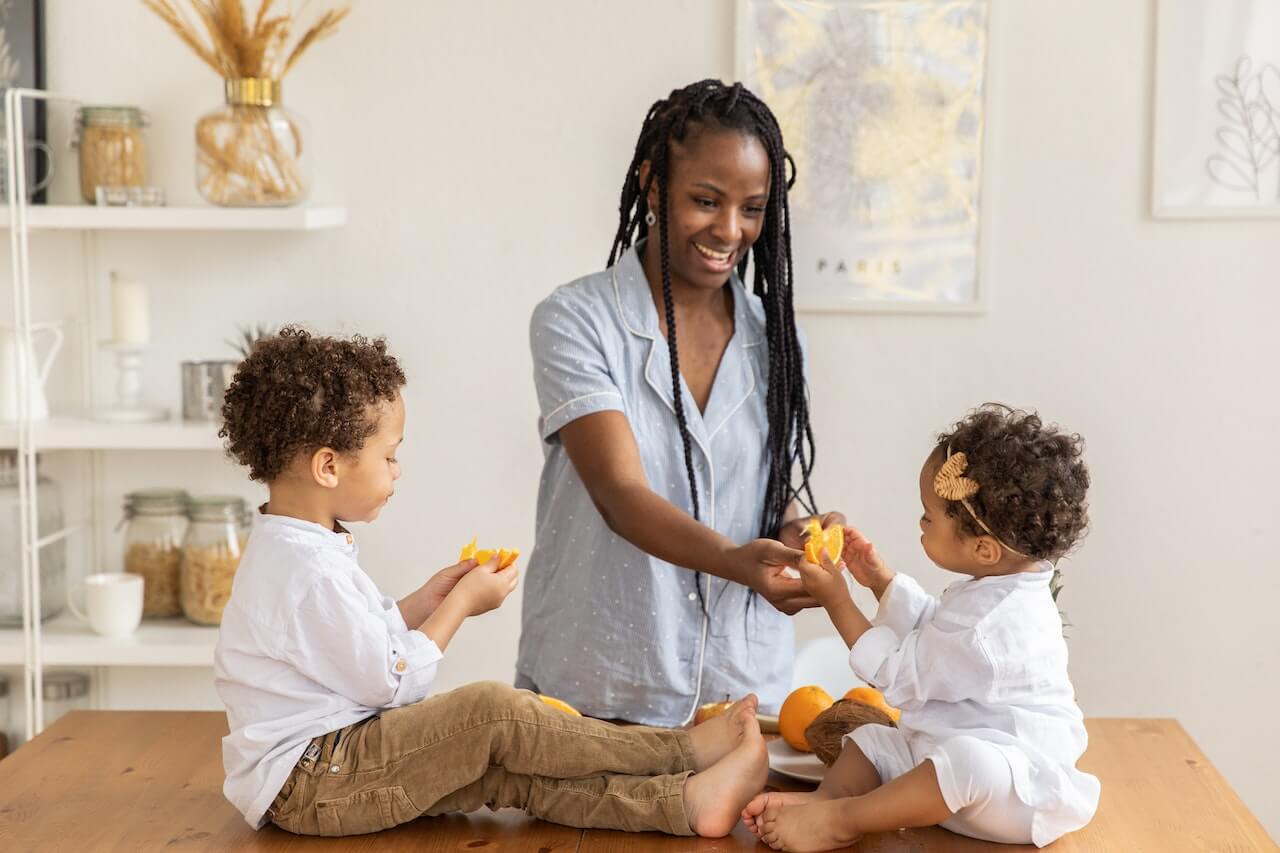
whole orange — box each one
[844,686,902,722]
[778,685,834,751]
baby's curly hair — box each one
[219,326,406,482]
[934,404,1089,561]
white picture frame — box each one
[1152,0,1280,219]
[736,0,994,315]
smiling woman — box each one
[516,80,848,726]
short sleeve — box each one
[530,291,625,442]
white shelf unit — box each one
[0,616,218,668]
[4,88,344,738]
[0,204,346,231]
[0,417,224,451]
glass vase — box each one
[196,78,310,207]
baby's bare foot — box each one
[684,712,768,837]
[758,796,862,852]
[742,790,832,838]
[688,694,758,772]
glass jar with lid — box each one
[180,496,248,625]
[122,489,188,618]
[0,451,67,625]
[43,671,90,728]
[73,105,149,204]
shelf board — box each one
[0,204,346,231]
[0,417,224,451]
[0,615,218,667]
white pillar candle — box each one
[110,272,149,346]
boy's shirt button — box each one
[394,660,407,673]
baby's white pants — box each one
[846,724,1038,846]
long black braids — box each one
[607,80,819,611]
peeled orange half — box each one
[803,518,844,566]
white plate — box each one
[767,738,827,783]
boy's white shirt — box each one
[214,509,443,828]
[848,565,1101,847]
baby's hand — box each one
[794,551,851,609]
[451,554,519,616]
[842,526,894,593]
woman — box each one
[517,80,844,725]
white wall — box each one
[28,0,1278,839]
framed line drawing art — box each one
[737,0,991,314]
[1152,0,1280,219]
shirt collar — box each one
[254,504,357,551]
[610,241,765,348]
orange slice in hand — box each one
[803,518,844,565]
[459,539,519,569]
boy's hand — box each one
[794,551,852,610]
[450,554,519,616]
[420,559,478,614]
[842,526,895,597]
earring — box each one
[645,210,656,227]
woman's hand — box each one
[842,526,895,599]
[726,539,819,615]
[777,511,847,551]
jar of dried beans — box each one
[121,489,188,618]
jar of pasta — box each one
[121,489,188,618]
[180,496,248,625]
[74,105,149,204]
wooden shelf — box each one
[0,615,218,667]
[0,417,224,451]
[0,204,346,231]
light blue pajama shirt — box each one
[515,244,801,726]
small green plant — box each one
[226,323,275,359]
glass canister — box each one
[180,496,248,625]
[122,489,188,618]
[43,671,90,728]
[74,106,149,204]
[0,452,67,625]
[196,78,309,206]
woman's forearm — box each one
[591,480,744,582]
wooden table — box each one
[0,712,1272,851]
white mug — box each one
[66,573,143,638]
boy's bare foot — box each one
[683,712,768,837]
[741,790,833,838]
[688,694,758,772]
[758,796,862,852]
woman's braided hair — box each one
[607,80,818,547]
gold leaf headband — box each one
[933,446,1028,558]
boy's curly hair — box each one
[934,404,1089,561]
[219,326,406,482]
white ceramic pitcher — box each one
[0,322,63,422]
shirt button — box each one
[687,592,697,601]
[394,660,407,673]
[330,765,340,773]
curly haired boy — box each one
[213,327,767,839]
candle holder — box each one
[92,342,168,423]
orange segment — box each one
[459,538,477,561]
[844,686,902,722]
[538,695,582,716]
[497,548,520,569]
[778,685,834,752]
[803,519,844,565]
[459,539,519,568]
